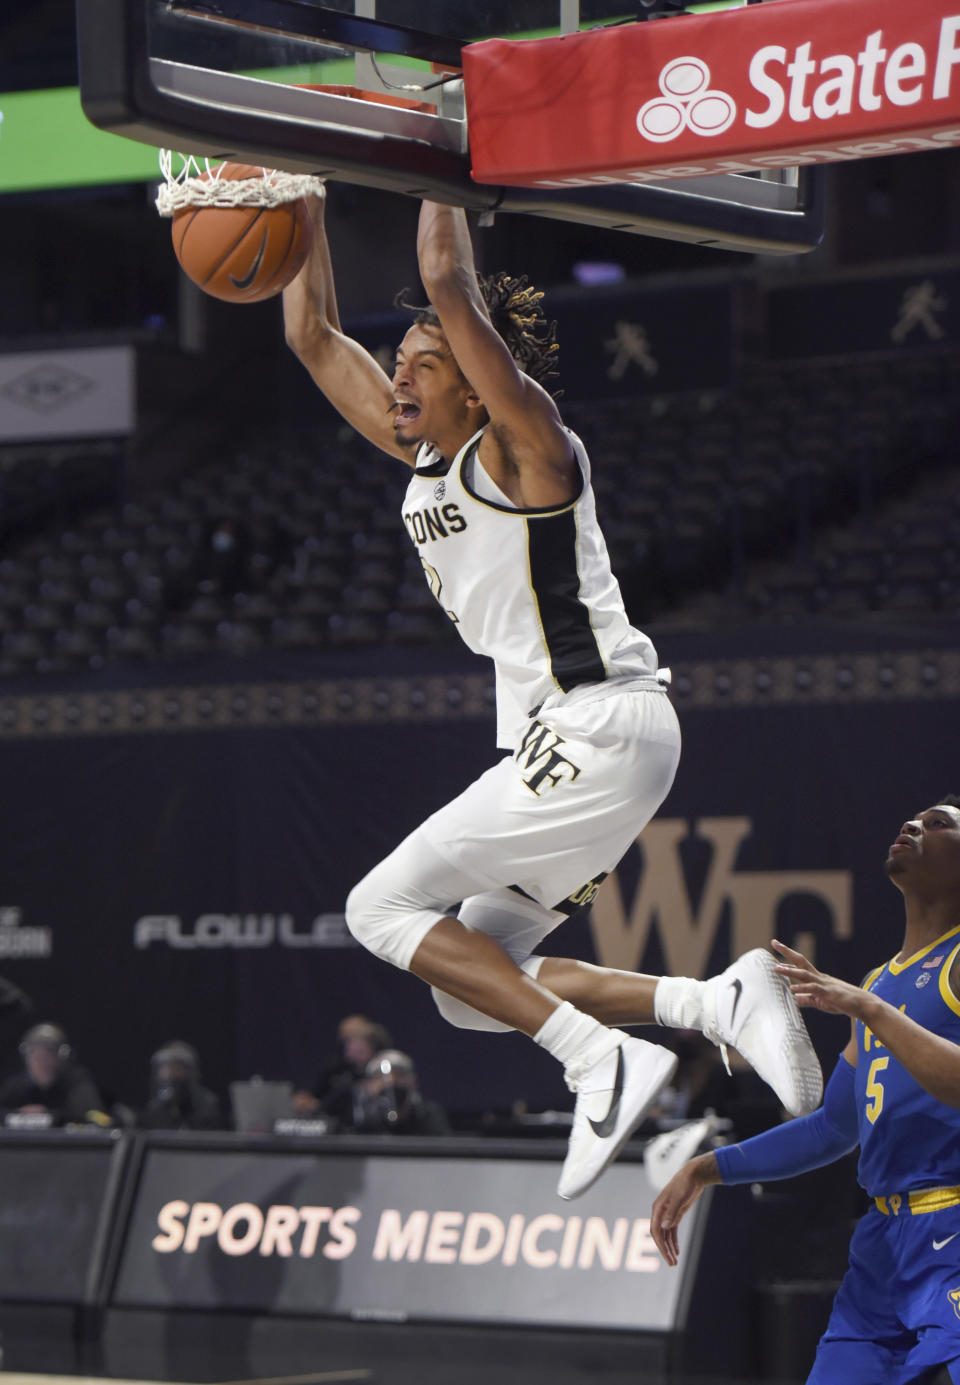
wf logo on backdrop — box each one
[590,817,852,977]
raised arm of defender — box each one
[651,1023,860,1269]
[774,940,960,1108]
[283,192,409,464]
[417,201,578,508]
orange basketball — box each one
[171,163,312,303]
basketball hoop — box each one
[77,1,827,252]
[155,150,326,217]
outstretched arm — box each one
[283,192,409,464]
[773,939,960,1109]
[417,201,576,507]
[651,1046,859,1267]
[649,1151,721,1269]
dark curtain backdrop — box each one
[0,665,955,1119]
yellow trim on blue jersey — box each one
[860,966,886,1054]
[938,940,960,1019]
[876,1185,960,1215]
[887,922,960,975]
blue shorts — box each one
[808,1204,960,1384]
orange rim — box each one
[297,83,435,114]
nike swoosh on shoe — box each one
[587,1046,624,1138]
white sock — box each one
[533,1001,621,1083]
[654,975,706,1029]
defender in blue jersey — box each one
[650,796,960,1383]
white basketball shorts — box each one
[345,677,681,974]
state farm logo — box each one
[637,57,736,142]
[635,21,960,147]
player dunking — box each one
[284,191,821,1199]
[651,798,960,1382]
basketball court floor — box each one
[0,1370,797,1385]
[0,1311,815,1385]
[2,1376,373,1385]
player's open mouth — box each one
[393,400,421,424]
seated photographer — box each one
[0,1023,108,1127]
[139,1040,224,1131]
[294,1013,393,1125]
[350,1050,450,1136]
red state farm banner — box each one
[462,0,960,185]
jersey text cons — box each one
[403,504,467,545]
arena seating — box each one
[0,351,956,676]
[0,439,123,540]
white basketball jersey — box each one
[402,426,659,748]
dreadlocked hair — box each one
[478,272,560,388]
[393,272,560,390]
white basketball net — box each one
[155,150,326,217]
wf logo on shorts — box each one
[515,721,581,795]
[949,1287,960,1321]
[637,57,737,143]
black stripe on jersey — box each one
[415,458,449,478]
[526,510,606,692]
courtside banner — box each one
[112,1143,701,1329]
[463,0,960,185]
[0,1132,123,1304]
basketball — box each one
[171,163,312,303]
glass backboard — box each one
[77,0,823,253]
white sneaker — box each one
[643,1115,729,1192]
[558,1036,678,1201]
[701,948,823,1117]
